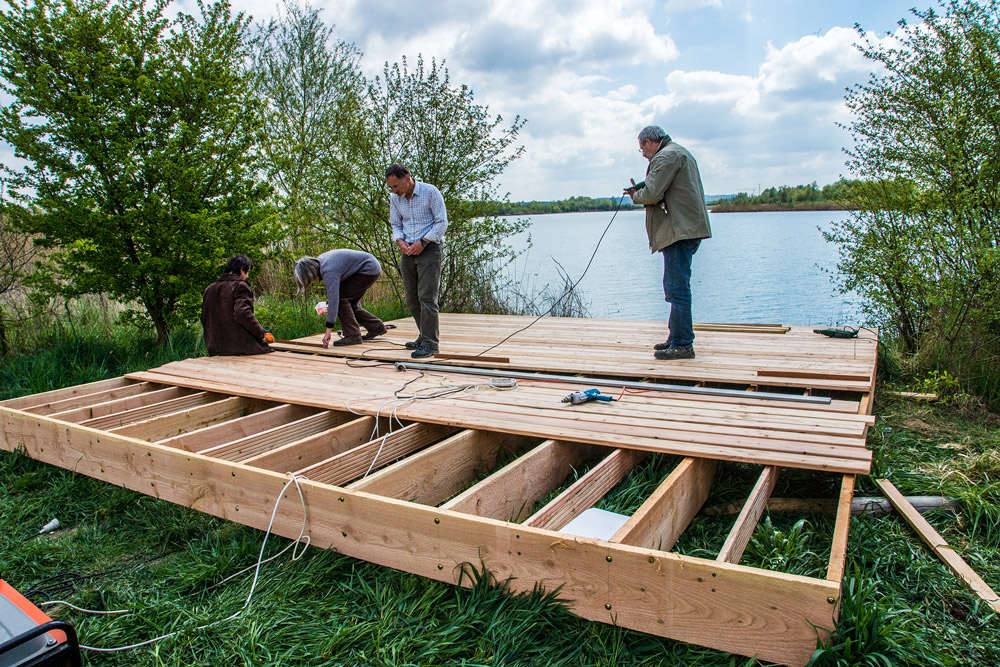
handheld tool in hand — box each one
[561,388,615,405]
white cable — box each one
[79,473,311,653]
[40,601,130,615]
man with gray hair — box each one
[624,125,712,360]
[385,163,448,359]
[294,249,386,348]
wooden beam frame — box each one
[296,422,460,486]
[197,410,354,462]
[109,396,257,442]
[524,448,646,531]
[348,430,535,506]
[0,406,838,667]
[440,439,598,521]
[717,466,781,564]
[243,416,388,473]
[611,457,717,551]
[48,386,196,422]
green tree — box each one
[827,0,1000,360]
[323,56,528,312]
[0,0,274,344]
[254,0,362,259]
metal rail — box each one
[393,362,832,405]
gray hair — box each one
[293,256,321,294]
[638,125,668,144]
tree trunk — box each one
[0,306,7,357]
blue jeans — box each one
[661,239,701,348]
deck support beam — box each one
[0,406,837,667]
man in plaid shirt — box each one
[385,163,449,359]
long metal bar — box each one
[393,362,832,404]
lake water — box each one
[501,210,863,326]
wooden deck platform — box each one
[271,314,879,393]
[0,315,878,666]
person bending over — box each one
[294,249,387,347]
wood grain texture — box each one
[0,406,837,666]
[875,479,1000,613]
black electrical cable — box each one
[467,194,628,359]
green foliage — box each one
[712,180,857,212]
[826,0,1000,403]
[259,46,528,311]
[810,570,952,666]
[253,0,362,261]
[0,0,275,344]
[494,195,639,216]
[744,516,825,578]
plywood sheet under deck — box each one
[272,314,878,393]
[127,352,873,474]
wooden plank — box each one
[874,479,1000,613]
[243,416,385,473]
[126,359,873,474]
[19,382,160,415]
[441,440,598,521]
[525,448,646,531]
[432,353,511,363]
[296,422,460,486]
[611,457,717,551]
[48,386,196,422]
[0,406,838,667]
[157,403,317,452]
[349,430,533,506]
[198,410,354,462]
[0,377,133,410]
[717,466,781,564]
[81,391,220,430]
[109,396,252,442]
[826,474,855,583]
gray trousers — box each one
[400,241,441,349]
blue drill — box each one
[561,388,615,405]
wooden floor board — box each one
[273,315,877,393]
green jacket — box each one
[631,137,712,253]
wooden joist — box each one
[126,354,873,474]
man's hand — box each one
[322,331,332,348]
[623,178,637,196]
[400,239,425,256]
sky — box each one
[234,0,923,201]
[3,0,930,203]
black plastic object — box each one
[0,620,82,667]
[812,327,859,339]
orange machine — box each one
[0,580,81,667]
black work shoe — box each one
[410,345,438,359]
[404,340,422,350]
[362,325,388,340]
[653,340,672,351]
[333,335,363,346]
[654,346,695,360]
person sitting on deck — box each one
[294,250,388,348]
[201,254,274,356]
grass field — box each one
[2,305,998,665]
